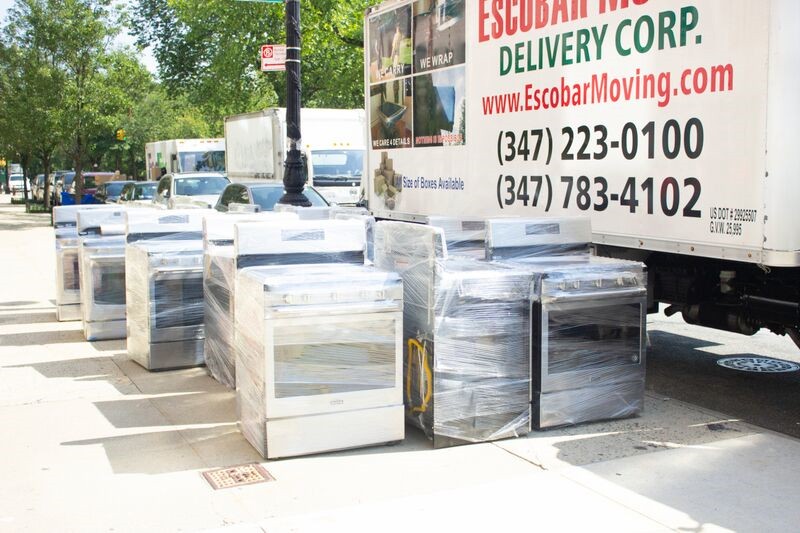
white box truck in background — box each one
[364,0,800,344]
[145,139,226,181]
[224,108,365,205]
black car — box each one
[94,181,134,204]
[118,181,159,204]
[214,182,328,213]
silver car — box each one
[153,173,229,210]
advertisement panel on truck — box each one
[366,0,789,264]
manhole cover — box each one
[717,357,800,373]
[202,463,275,490]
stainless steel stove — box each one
[486,218,647,429]
[125,211,207,370]
[375,221,533,448]
[234,219,404,459]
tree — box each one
[131,0,382,131]
[2,0,68,208]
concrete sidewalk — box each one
[0,197,798,532]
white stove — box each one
[234,219,404,459]
[76,209,128,341]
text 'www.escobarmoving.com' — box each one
[482,64,734,114]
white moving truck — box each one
[364,0,800,344]
[224,108,365,205]
[145,139,226,181]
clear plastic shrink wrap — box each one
[332,209,376,264]
[124,210,209,371]
[201,211,298,389]
[233,219,405,459]
[486,218,647,429]
[53,205,116,321]
[425,216,488,259]
[374,221,533,448]
[485,216,592,260]
[273,204,332,220]
[76,208,128,341]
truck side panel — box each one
[366,0,796,267]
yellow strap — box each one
[407,338,433,413]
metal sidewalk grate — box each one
[717,357,800,373]
[202,463,275,490]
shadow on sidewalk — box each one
[0,310,59,325]
[92,391,237,428]
[61,424,262,475]
[0,328,86,346]
[0,206,52,230]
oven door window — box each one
[547,303,642,374]
[62,252,80,291]
[273,318,397,398]
[154,276,204,328]
[93,267,126,305]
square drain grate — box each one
[202,463,275,490]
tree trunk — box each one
[21,153,30,202]
[74,139,83,206]
[130,144,139,181]
[42,152,52,211]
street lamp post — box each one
[278,0,311,206]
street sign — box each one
[261,44,286,72]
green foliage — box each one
[131,0,383,130]
[1,0,384,183]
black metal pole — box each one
[278,0,311,206]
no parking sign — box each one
[261,44,286,71]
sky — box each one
[0,0,158,74]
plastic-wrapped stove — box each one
[234,219,404,459]
[77,209,128,341]
[125,210,208,371]
[202,212,297,388]
[375,221,533,448]
[487,218,647,429]
[53,205,115,321]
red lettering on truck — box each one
[479,0,591,42]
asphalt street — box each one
[647,311,800,439]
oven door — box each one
[535,291,646,393]
[56,247,81,305]
[85,255,127,321]
[264,310,402,419]
[149,268,204,342]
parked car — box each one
[153,172,230,209]
[8,174,25,194]
[53,171,75,205]
[8,174,25,195]
[118,181,158,206]
[32,174,44,201]
[58,171,115,204]
[94,180,134,204]
[214,182,328,213]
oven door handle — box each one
[152,268,203,277]
[542,288,646,304]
